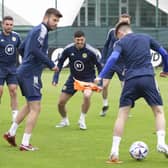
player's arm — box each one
[150,37,168,74]
[156,47,168,72]
[29,31,55,69]
[96,60,103,74]
[18,38,25,57]
[156,47,168,77]
[92,51,103,74]
[17,34,22,48]
[98,51,120,79]
[101,30,112,65]
[95,41,122,83]
[52,49,68,85]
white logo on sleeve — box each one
[5,44,14,55]
[38,24,47,45]
[74,60,84,71]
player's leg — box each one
[8,84,18,122]
[3,74,27,146]
[78,89,92,130]
[0,85,4,104]
[56,92,72,127]
[102,78,110,104]
[19,100,40,151]
[100,78,110,116]
[0,75,5,104]
[151,105,168,157]
[56,76,76,128]
[107,78,137,163]
[24,101,40,133]
[100,69,117,116]
[142,76,168,157]
[117,72,132,117]
[107,106,131,163]
[7,71,19,122]
[15,104,30,124]
[3,103,29,147]
[0,68,5,104]
[4,73,42,150]
[19,73,43,151]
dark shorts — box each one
[103,68,124,81]
[17,73,42,101]
[120,76,163,107]
[62,75,94,95]
[0,66,18,85]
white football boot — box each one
[157,144,168,158]
[56,118,70,128]
[78,119,87,130]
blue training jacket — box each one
[101,28,124,72]
[17,23,55,77]
[53,43,102,83]
[99,33,168,80]
[0,31,21,66]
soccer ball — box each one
[129,141,149,160]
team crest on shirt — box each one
[12,36,16,41]
[0,39,4,42]
[71,53,75,57]
[82,53,87,58]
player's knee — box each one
[0,89,3,96]
[103,81,109,89]
[58,99,66,107]
[103,84,108,90]
[103,79,110,88]
[152,105,164,115]
[84,92,92,100]
[0,85,3,93]
[9,87,17,96]
[155,109,164,115]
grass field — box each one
[0,68,168,168]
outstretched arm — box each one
[156,47,168,72]
[52,49,68,85]
[101,30,113,64]
[97,51,120,80]
[150,37,168,76]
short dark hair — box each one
[74,30,85,38]
[45,8,63,18]
[3,16,13,23]
[115,22,130,38]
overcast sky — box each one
[3,0,168,26]
[4,0,56,25]
[3,0,84,26]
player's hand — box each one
[52,66,59,72]
[160,71,168,77]
[94,77,102,85]
[101,63,105,67]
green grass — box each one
[0,68,168,168]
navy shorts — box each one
[62,75,94,95]
[17,73,42,101]
[0,66,18,85]
[120,76,163,107]
[103,68,124,81]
